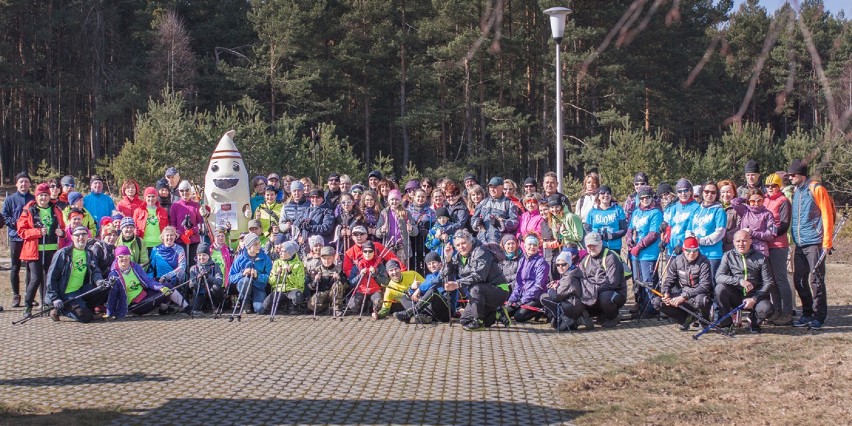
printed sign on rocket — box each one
[204,130,251,239]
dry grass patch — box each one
[0,401,124,425]
[560,334,852,425]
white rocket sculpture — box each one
[204,130,251,245]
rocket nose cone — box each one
[214,130,238,152]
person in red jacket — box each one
[342,225,403,280]
[134,187,169,254]
[345,241,389,319]
[116,179,145,218]
[17,183,66,317]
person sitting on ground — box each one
[343,225,402,281]
[579,232,627,328]
[443,229,511,331]
[395,251,456,324]
[106,245,190,318]
[45,226,111,323]
[228,232,272,314]
[540,248,586,331]
[116,217,149,269]
[187,242,224,315]
[264,241,306,315]
[506,234,549,323]
[149,226,187,315]
[657,236,712,330]
[498,234,522,293]
[377,259,425,319]
[306,246,349,317]
[346,241,389,320]
[715,230,774,332]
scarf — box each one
[155,244,179,269]
[364,207,378,228]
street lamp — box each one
[544,6,571,194]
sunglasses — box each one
[639,195,652,200]
[64,184,75,188]
[767,184,779,188]
[703,190,717,194]
[309,195,322,199]
[555,263,569,267]
[178,189,190,193]
[352,232,366,236]
[362,249,374,253]
[352,190,363,195]
[748,199,763,205]
[341,201,353,205]
[72,233,88,237]
[634,182,646,186]
[684,248,700,254]
[676,189,691,194]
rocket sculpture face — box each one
[204,130,251,244]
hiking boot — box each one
[394,310,412,323]
[415,314,432,324]
[556,316,574,332]
[601,318,619,328]
[376,308,390,320]
[793,316,813,327]
[50,308,60,322]
[191,310,204,316]
[749,323,763,334]
[371,312,379,321]
[333,309,344,318]
[771,312,793,326]
[462,319,484,331]
[496,306,512,328]
[580,311,594,330]
[12,295,22,308]
[22,307,32,318]
[808,319,824,330]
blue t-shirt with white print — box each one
[691,203,727,260]
[586,205,626,250]
[667,200,700,256]
[629,207,663,261]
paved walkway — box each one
[1,300,847,425]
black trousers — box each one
[507,300,544,323]
[459,283,509,328]
[658,293,711,324]
[585,291,626,320]
[9,240,26,296]
[793,244,828,322]
[24,250,56,308]
[714,283,773,327]
[400,288,452,322]
[540,296,584,321]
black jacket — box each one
[580,248,627,305]
[444,240,507,289]
[46,245,104,303]
[716,248,773,301]
[662,252,713,299]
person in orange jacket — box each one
[16,183,67,317]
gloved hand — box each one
[160,287,173,296]
[672,245,683,256]
[630,245,641,257]
[599,229,611,240]
[181,229,193,245]
[658,240,667,252]
[53,299,64,310]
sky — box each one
[730,0,847,16]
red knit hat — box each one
[683,236,699,250]
[35,183,50,196]
[144,187,157,197]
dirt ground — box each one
[559,262,852,425]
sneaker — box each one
[793,316,813,327]
[771,313,793,326]
[556,317,574,332]
[191,310,204,316]
[333,309,344,318]
[394,310,412,323]
[22,308,32,318]
[50,308,60,322]
[809,319,824,330]
[601,318,619,328]
[679,317,693,331]
[371,312,379,321]
[580,311,595,330]
[749,324,763,334]
[12,295,22,308]
[415,314,432,324]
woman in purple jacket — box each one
[506,234,549,323]
[733,188,777,257]
[105,245,190,319]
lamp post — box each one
[544,6,571,194]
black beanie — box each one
[744,159,760,174]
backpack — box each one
[480,241,507,262]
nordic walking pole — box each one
[270,269,289,322]
[200,273,216,315]
[311,269,321,321]
[634,280,732,337]
[357,270,373,321]
[811,211,847,275]
[13,277,116,325]
[128,276,198,315]
[693,302,746,340]
[229,275,252,323]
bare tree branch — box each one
[684,31,723,88]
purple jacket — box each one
[169,199,204,244]
[106,262,164,318]
[509,252,549,305]
[732,201,776,257]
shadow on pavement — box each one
[0,373,170,387]
[113,398,584,425]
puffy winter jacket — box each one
[499,252,521,290]
[116,180,145,218]
[444,200,470,235]
[281,197,310,224]
[791,179,834,249]
[732,202,777,256]
[169,199,204,244]
[544,266,583,306]
[228,250,272,291]
[716,247,773,301]
[17,200,67,261]
[446,240,508,289]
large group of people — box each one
[0,158,837,333]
